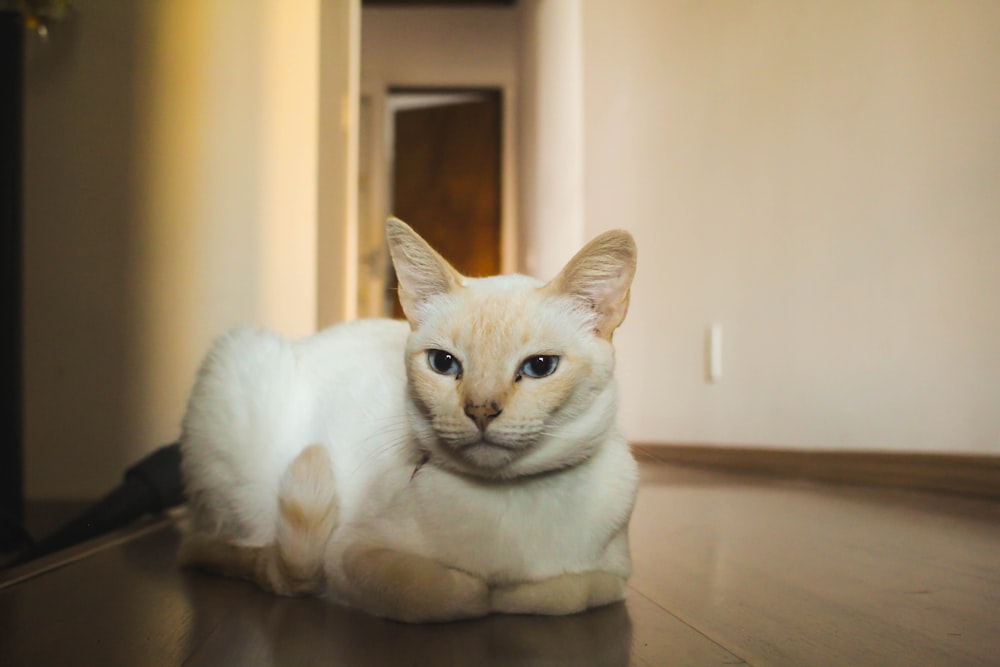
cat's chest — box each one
[396,464,612,581]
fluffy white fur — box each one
[180,218,639,622]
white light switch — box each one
[707,324,722,383]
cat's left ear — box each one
[385,217,463,327]
[546,230,637,339]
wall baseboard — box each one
[634,444,1000,501]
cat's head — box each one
[386,218,636,480]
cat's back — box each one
[185,317,408,424]
[181,318,410,542]
[296,317,409,376]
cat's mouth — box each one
[460,438,516,452]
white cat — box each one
[179,218,639,622]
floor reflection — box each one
[182,570,633,667]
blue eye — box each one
[427,349,462,376]
[520,355,559,379]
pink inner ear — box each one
[594,287,632,338]
[558,248,635,339]
[583,269,631,306]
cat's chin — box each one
[454,440,518,473]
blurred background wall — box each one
[24,0,355,498]
[21,0,1000,500]
[582,0,1000,453]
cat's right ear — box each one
[386,217,463,326]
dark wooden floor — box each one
[2,457,998,666]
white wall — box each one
[580,0,1000,453]
[24,0,356,499]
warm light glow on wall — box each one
[127,0,321,461]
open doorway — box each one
[356,88,503,318]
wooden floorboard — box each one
[626,589,748,666]
[1,459,998,666]
[630,462,1000,666]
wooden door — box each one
[390,92,501,317]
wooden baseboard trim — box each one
[634,444,1000,500]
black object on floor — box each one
[3,443,184,568]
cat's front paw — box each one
[490,571,626,616]
[341,545,490,623]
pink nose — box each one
[464,401,503,431]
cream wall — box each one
[24,0,355,499]
[24,0,998,504]
[362,6,517,85]
[581,0,1000,453]
[517,0,585,280]
[318,0,361,328]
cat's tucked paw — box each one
[490,571,626,616]
[273,444,339,590]
[342,545,490,623]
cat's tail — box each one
[180,443,339,596]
